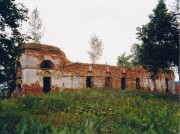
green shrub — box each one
[16,119,58,134]
[0,89,179,134]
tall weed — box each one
[0,89,179,134]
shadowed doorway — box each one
[165,78,169,93]
[105,77,112,88]
[136,78,140,89]
[121,77,126,90]
[43,77,51,93]
[42,71,52,93]
[40,60,54,93]
[86,76,93,88]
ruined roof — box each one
[64,62,130,68]
[19,43,62,52]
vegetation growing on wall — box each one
[28,7,45,43]
[88,34,103,64]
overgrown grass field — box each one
[0,89,179,134]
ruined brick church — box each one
[16,43,175,95]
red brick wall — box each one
[17,44,175,95]
[61,63,174,91]
[175,84,180,92]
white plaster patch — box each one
[149,79,154,91]
[44,55,51,60]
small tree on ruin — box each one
[28,7,45,43]
[117,52,132,67]
[88,34,103,64]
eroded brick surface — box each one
[175,84,180,92]
[16,43,175,95]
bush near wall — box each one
[0,89,179,134]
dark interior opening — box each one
[17,84,22,92]
[121,77,126,90]
[165,78,169,93]
[86,76,93,88]
[43,77,51,93]
[16,62,22,71]
[105,77,112,88]
[136,78,140,89]
[40,60,54,69]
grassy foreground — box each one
[0,89,179,134]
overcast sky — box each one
[20,0,178,80]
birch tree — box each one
[88,34,103,64]
[28,7,44,43]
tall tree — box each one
[117,52,132,66]
[130,43,142,66]
[0,0,28,94]
[136,0,179,85]
[88,34,103,64]
[28,7,44,43]
[173,0,180,81]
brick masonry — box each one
[16,43,175,95]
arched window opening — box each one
[40,60,54,69]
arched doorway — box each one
[42,71,51,93]
[40,60,54,93]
